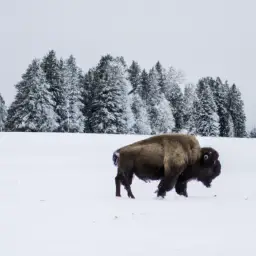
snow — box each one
[0,132,256,255]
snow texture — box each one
[0,132,256,255]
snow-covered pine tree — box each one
[216,77,233,137]
[54,57,71,132]
[40,50,61,115]
[190,92,201,135]
[61,55,85,133]
[147,67,175,134]
[113,56,135,134]
[164,66,185,132]
[206,76,231,137]
[249,127,256,138]
[90,54,135,134]
[41,50,60,92]
[131,93,152,135]
[77,66,85,92]
[81,68,96,133]
[127,61,142,95]
[222,80,234,137]
[127,61,152,134]
[227,113,235,137]
[0,93,7,131]
[183,83,197,133]
[155,61,167,94]
[139,69,149,103]
[228,84,247,137]
[195,78,219,136]
[5,59,58,132]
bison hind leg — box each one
[115,175,121,197]
[115,169,135,199]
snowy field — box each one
[0,132,256,255]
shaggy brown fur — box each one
[175,147,221,197]
[112,133,201,199]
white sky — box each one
[0,0,255,130]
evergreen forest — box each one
[0,50,250,138]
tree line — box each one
[0,50,250,137]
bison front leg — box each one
[175,181,188,197]
[156,161,185,198]
[156,171,182,198]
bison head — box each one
[200,147,219,167]
[198,147,221,187]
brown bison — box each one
[112,133,202,199]
[175,147,221,197]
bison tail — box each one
[112,151,120,167]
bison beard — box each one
[112,134,202,199]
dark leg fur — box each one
[115,170,135,199]
[156,169,183,198]
[175,181,188,197]
[115,175,121,197]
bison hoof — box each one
[176,189,188,197]
[156,189,166,198]
[203,182,211,188]
[178,191,188,197]
[182,192,188,197]
[128,193,135,199]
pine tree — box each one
[222,80,234,137]
[0,93,7,131]
[127,61,141,95]
[53,57,69,132]
[40,50,61,115]
[126,62,152,134]
[190,93,201,135]
[139,69,149,102]
[90,54,135,134]
[164,67,185,132]
[183,83,196,133]
[217,78,233,137]
[249,127,256,138]
[5,59,58,132]
[61,55,85,133]
[227,114,235,137]
[131,93,152,135]
[195,78,219,136]
[81,68,96,133]
[229,84,247,137]
[147,67,175,134]
[155,61,167,94]
[41,50,60,92]
[207,77,231,137]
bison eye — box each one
[204,154,209,160]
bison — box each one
[112,133,202,199]
[175,146,221,197]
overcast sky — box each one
[0,0,255,130]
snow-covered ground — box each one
[0,132,256,256]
